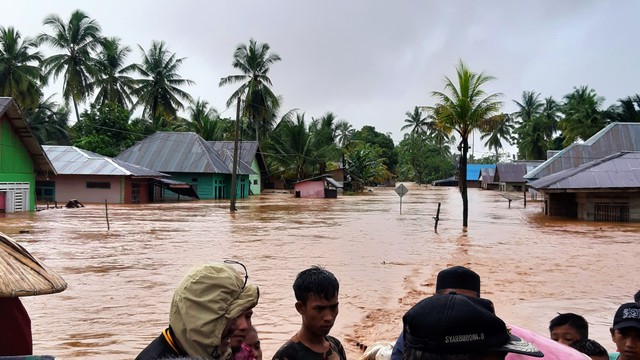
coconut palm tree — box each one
[219,38,281,142]
[605,95,640,123]
[38,10,102,122]
[25,95,70,145]
[334,119,354,148]
[401,106,429,135]
[90,37,136,108]
[0,26,44,110]
[429,61,502,227]
[187,99,228,141]
[130,40,194,129]
[480,113,514,161]
[559,86,607,146]
[267,112,314,181]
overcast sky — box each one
[2,1,639,155]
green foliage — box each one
[219,38,281,142]
[558,86,607,146]
[429,60,502,227]
[0,26,44,110]
[38,10,102,122]
[397,133,455,184]
[90,37,135,108]
[72,102,135,156]
[513,92,559,160]
[131,40,194,125]
[344,142,389,191]
[351,125,398,171]
[25,96,70,145]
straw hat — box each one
[0,232,67,297]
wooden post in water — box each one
[104,199,110,231]
[229,98,241,212]
[434,202,441,232]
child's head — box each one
[293,266,339,304]
[549,312,589,345]
[570,339,608,360]
[244,326,262,360]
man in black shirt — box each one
[272,266,347,360]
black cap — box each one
[435,266,481,295]
[613,302,640,330]
[403,294,543,357]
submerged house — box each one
[479,168,497,190]
[525,122,640,181]
[466,164,496,188]
[117,132,254,200]
[293,175,343,198]
[528,152,640,222]
[36,146,195,204]
[209,141,267,195]
[0,98,56,212]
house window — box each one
[87,182,111,189]
[192,178,198,182]
[253,179,258,185]
[594,203,630,222]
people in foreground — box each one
[136,262,259,360]
[610,302,640,360]
[272,266,347,360]
[402,293,544,360]
[243,326,262,360]
[549,312,589,346]
[391,265,482,360]
[570,339,609,360]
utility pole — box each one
[230,98,241,212]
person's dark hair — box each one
[634,289,640,303]
[570,339,608,357]
[293,266,339,304]
[548,313,589,339]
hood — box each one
[169,264,259,359]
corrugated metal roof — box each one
[294,174,343,188]
[480,168,495,183]
[529,152,640,190]
[210,144,256,175]
[43,146,166,177]
[116,132,232,174]
[0,97,56,174]
[466,164,496,181]
[496,163,527,183]
[209,141,258,165]
[525,122,640,180]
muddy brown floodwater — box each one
[1,184,638,359]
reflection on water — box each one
[2,185,638,359]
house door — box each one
[0,192,5,213]
[0,183,30,212]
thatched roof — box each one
[0,232,67,297]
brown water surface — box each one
[1,185,638,359]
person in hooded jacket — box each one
[136,262,259,360]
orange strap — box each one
[162,328,179,354]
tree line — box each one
[1,10,639,198]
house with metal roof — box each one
[524,122,640,181]
[0,98,56,212]
[116,132,254,200]
[528,151,640,221]
[479,167,497,190]
[36,146,197,204]
[466,164,495,188]
[209,141,267,195]
[293,175,343,198]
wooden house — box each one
[0,98,55,212]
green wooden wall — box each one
[0,119,36,210]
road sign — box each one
[395,183,409,197]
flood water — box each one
[1,184,638,359]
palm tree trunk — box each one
[460,137,469,228]
[230,99,241,212]
[73,98,81,123]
